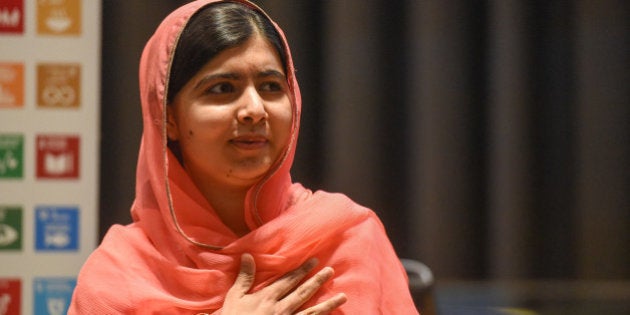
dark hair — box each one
[166,1,287,104]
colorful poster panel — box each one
[33,278,76,315]
[0,279,21,315]
[0,206,22,251]
[0,0,24,34]
[37,0,81,36]
[37,63,81,109]
[0,63,24,108]
[0,134,23,179]
[35,206,79,251]
[36,135,79,179]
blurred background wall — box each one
[100,0,629,281]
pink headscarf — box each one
[69,0,418,313]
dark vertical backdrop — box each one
[100,0,629,280]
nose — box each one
[237,87,267,125]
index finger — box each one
[226,253,256,297]
[296,293,348,315]
[278,266,335,312]
[263,258,319,299]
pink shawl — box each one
[69,0,417,313]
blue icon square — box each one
[33,277,76,315]
[35,206,79,251]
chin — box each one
[237,169,270,182]
[228,166,270,183]
[225,155,278,184]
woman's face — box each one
[167,34,292,191]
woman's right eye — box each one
[207,83,234,94]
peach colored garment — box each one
[69,0,417,313]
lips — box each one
[230,135,268,150]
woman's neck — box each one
[196,180,252,237]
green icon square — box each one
[0,134,24,179]
[0,206,23,250]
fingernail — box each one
[337,293,348,303]
[320,266,334,277]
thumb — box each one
[229,253,256,296]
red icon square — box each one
[36,135,80,179]
[0,278,21,315]
[0,0,24,34]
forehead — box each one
[195,35,285,75]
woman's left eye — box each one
[260,82,283,92]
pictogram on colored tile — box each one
[33,277,76,315]
[0,206,22,251]
[35,206,79,251]
[0,63,24,108]
[0,0,24,34]
[0,134,24,179]
[37,63,81,109]
[0,278,21,315]
[37,0,81,35]
[36,135,79,179]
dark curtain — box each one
[101,0,629,281]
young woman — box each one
[69,1,417,313]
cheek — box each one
[176,119,196,143]
[279,97,294,121]
[183,108,230,137]
[176,118,209,148]
[272,102,293,136]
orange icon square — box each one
[37,63,81,109]
[0,63,24,108]
[37,0,81,35]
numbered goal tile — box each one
[0,206,22,251]
[0,0,24,34]
[36,63,81,109]
[36,135,80,179]
[36,0,81,36]
[0,278,21,315]
[33,277,76,315]
[0,134,24,179]
[0,63,24,108]
[35,206,79,251]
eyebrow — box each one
[193,69,287,91]
[258,69,286,80]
